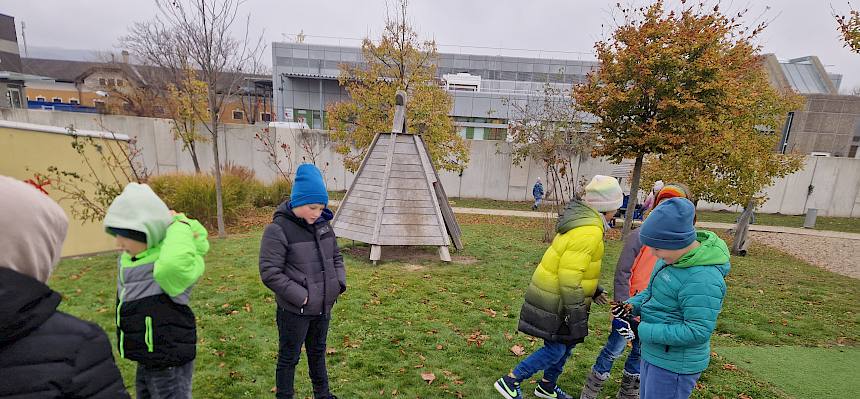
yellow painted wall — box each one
[0,126,127,257]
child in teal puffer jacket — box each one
[617,197,730,399]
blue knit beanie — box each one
[290,164,329,208]
[639,197,697,250]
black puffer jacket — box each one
[0,267,130,399]
[259,202,346,316]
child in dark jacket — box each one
[259,164,346,399]
[0,175,129,399]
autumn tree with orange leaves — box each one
[574,0,797,241]
[835,2,860,53]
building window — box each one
[117,79,124,87]
[293,109,325,129]
[69,98,80,105]
[7,88,23,108]
[261,112,272,122]
[98,78,106,86]
[36,96,46,102]
[108,79,116,87]
[93,99,106,113]
[52,97,63,103]
[485,128,508,141]
[232,109,245,120]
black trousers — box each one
[275,306,331,399]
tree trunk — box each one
[621,154,644,240]
[211,112,226,238]
[732,198,756,256]
[543,164,555,243]
[189,140,201,174]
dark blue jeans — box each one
[592,321,641,376]
[512,340,576,385]
[276,306,331,399]
[640,360,701,399]
[135,360,193,399]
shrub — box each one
[150,172,255,229]
[254,178,292,207]
[149,171,291,229]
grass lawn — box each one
[51,214,859,398]
[447,197,860,234]
[717,346,860,399]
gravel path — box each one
[750,232,860,279]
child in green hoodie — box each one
[616,197,731,399]
[103,183,208,399]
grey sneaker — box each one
[616,370,640,399]
[580,369,608,399]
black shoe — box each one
[494,375,522,399]
[534,380,573,399]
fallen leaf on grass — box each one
[421,372,436,384]
[510,344,526,356]
[466,330,490,347]
[483,308,497,318]
[504,332,513,341]
[436,344,444,350]
[722,363,738,371]
[326,348,337,355]
[342,335,360,348]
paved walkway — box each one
[451,207,860,240]
[330,200,860,240]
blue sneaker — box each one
[494,375,522,399]
[534,380,574,399]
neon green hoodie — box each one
[103,183,208,296]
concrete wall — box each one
[2,108,859,217]
[695,157,860,217]
[785,94,860,156]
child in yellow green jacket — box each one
[495,175,624,399]
[103,183,208,399]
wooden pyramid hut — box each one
[332,91,463,263]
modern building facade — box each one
[765,54,860,157]
[0,13,27,109]
[273,42,860,157]
[272,42,599,140]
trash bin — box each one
[803,208,818,229]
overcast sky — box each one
[3,0,858,93]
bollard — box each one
[803,208,818,229]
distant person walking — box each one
[532,178,545,210]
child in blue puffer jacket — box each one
[616,198,730,399]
